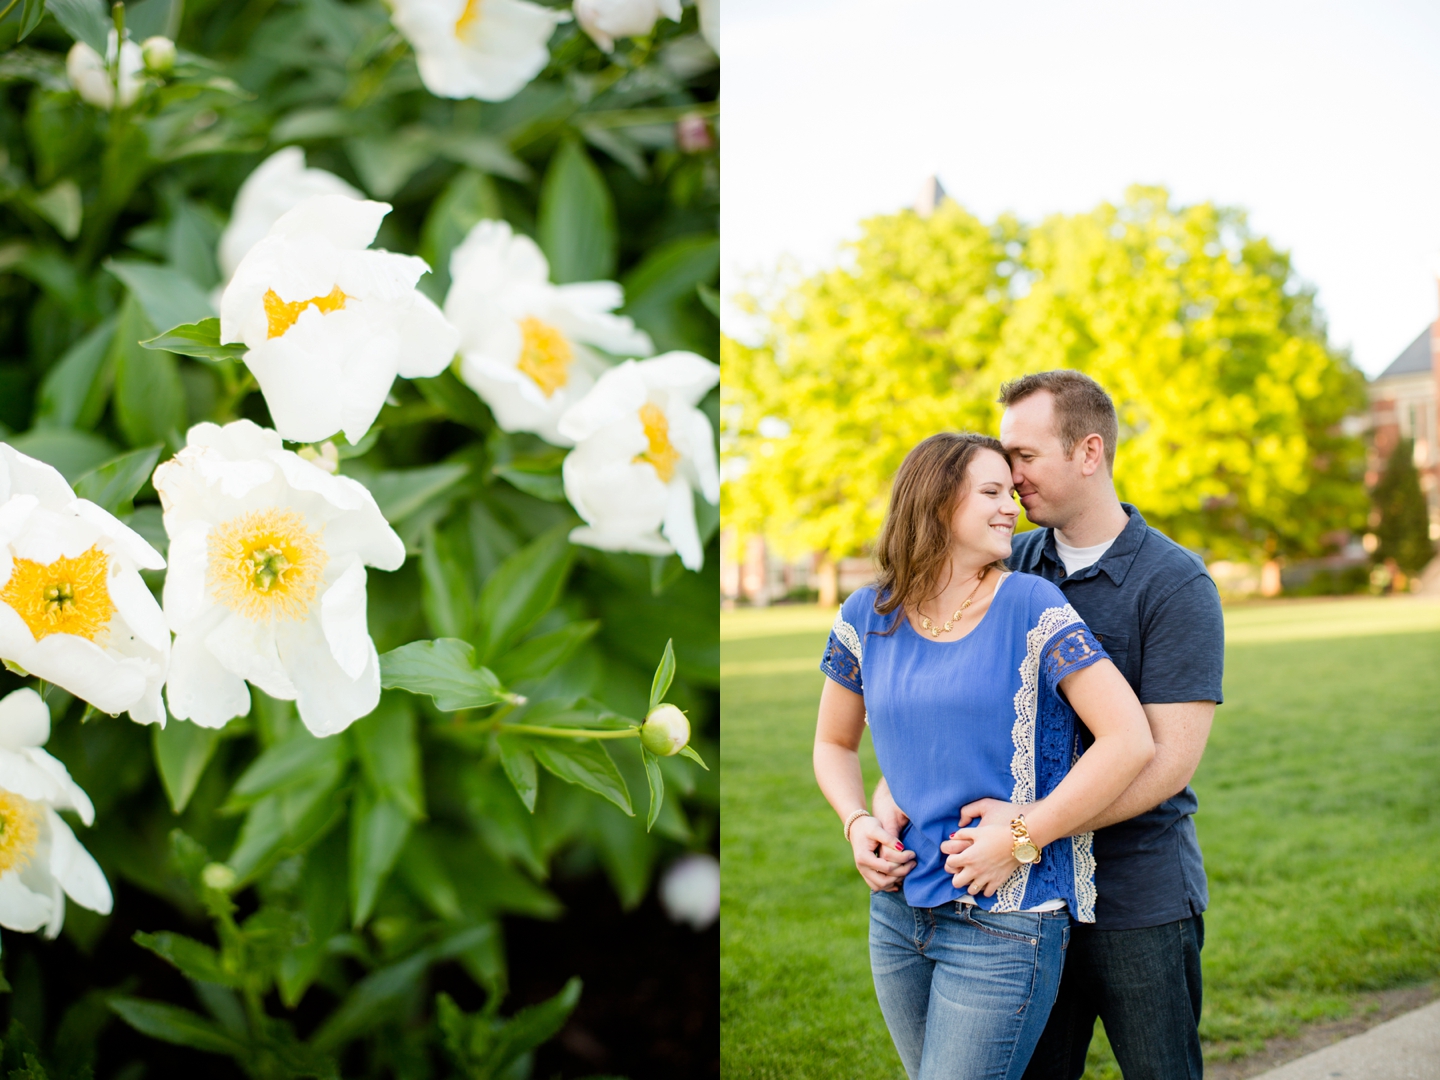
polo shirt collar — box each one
[1032,503,1147,587]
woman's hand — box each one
[944,824,1019,897]
[850,815,916,893]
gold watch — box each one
[1010,816,1041,865]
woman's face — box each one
[949,449,1019,563]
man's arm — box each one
[954,700,1214,837]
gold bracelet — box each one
[843,808,872,843]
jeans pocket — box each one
[960,906,1038,945]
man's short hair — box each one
[998,370,1119,470]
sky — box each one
[721,0,1440,376]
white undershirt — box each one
[1054,534,1117,576]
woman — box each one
[813,432,1154,1080]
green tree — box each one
[1372,438,1435,576]
[724,187,1368,578]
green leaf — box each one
[678,744,709,771]
[225,730,350,811]
[111,296,185,450]
[17,0,48,40]
[420,523,473,641]
[589,801,655,907]
[140,318,247,363]
[497,739,538,812]
[48,0,108,54]
[311,924,493,1052]
[226,778,347,885]
[165,200,222,291]
[621,234,720,355]
[492,461,566,502]
[641,745,663,833]
[648,638,676,712]
[348,789,412,928]
[8,428,118,483]
[346,127,438,200]
[526,738,631,816]
[125,0,184,39]
[277,830,348,1008]
[73,444,162,515]
[108,998,245,1056]
[396,829,462,921]
[473,523,574,664]
[491,620,599,685]
[365,463,469,525]
[412,368,492,430]
[537,137,616,284]
[438,978,582,1076]
[152,718,221,814]
[351,694,424,819]
[132,932,238,988]
[379,638,510,712]
[104,260,216,337]
[417,170,502,301]
[28,180,81,241]
[33,315,116,431]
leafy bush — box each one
[0,0,718,1075]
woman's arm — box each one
[813,678,916,892]
[946,657,1154,896]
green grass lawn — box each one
[720,596,1440,1078]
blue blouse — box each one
[820,573,1109,920]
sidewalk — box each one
[1249,999,1440,1080]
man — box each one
[872,370,1223,1079]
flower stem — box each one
[499,724,640,740]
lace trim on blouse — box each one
[994,603,1086,913]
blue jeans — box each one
[1020,915,1205,1080]
[869,889,1070,1080]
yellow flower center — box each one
[635,403,681,483]
[263,285,348,340]
[0,790,40,875]
[207,508,327,623]
[454,0,483,38]
[516,316,574,398]
[0,546,114,643]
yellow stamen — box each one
[1,546,113,642]
[454,0,482,37]
[263,285,348,340]
[635,403,680,483]
[208,508,327,623]
[516,316,574,398]
[0,791,39,874]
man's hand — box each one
[871,776,909,837]
[850,815,916,893]
[943,824,1019,897]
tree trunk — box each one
[817,555,839,609]
[1260,558,1282,598]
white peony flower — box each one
[140,35,176,76]
[66,31,144,111]
[696,0,717,53]
[574,0,680,52]
[658,853,718,930]
[153,420,406,737]
[0,446,168,726]
[217,147,362,284]
[557,352,719,570]
[641,702,689,756]
[0,689,112,940]
[446,220,652,446]
[390,0,570,102]
[219,194,459,445]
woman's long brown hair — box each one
[873,432,1010,623]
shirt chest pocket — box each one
[1089,629,1131,675]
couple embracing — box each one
[814,371,1223,1079]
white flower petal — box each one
[635,351,720,407]
[269,195,390,249]
[0,748,65,806]
[19,635,147,716]
[661,479,703,571]
[167,628,251,728]
[21,747,94,825]
[0,871,51,933]
[320,558,371,681]
[109,566,170,653]
[0,688,48,750]
[74,501,165,570]
[205,612,296,701]
[45,809,111,916]
[394,0,569,102]
[160,524,211,633]
[568,524,674,556]
[277,615,379,737]
[392,292,461,379]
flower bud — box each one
[641,702,689,756]
[141,35,175,76]
[201,862,236,892]
[297,441,340,474]
[675,114,713,154]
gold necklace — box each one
[919,568,988,638]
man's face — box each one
[999,392,1083,529]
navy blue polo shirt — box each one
[1008,504,1224,931]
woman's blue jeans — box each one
[869,888,1070,1080]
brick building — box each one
[1368,318,1440,542]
